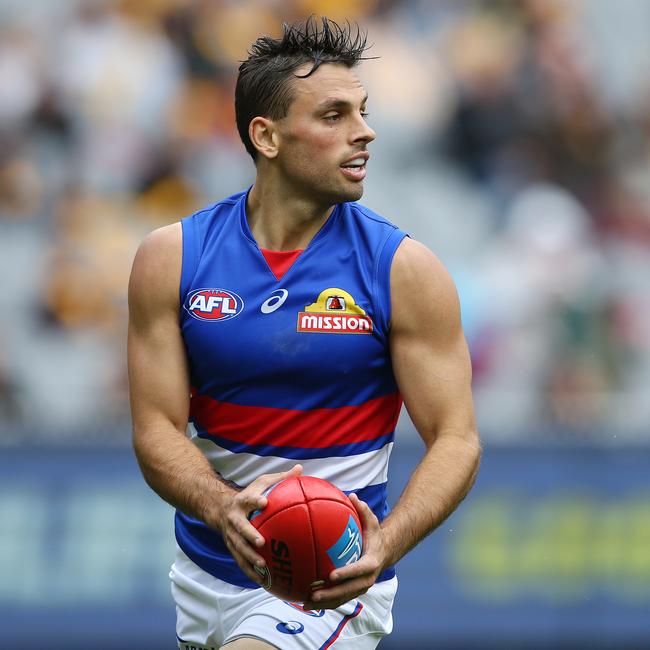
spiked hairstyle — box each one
[235,16,372,160]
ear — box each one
[249,117,279,160]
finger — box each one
[303,599,340,611]
[233,491,272,532]
[309,576,371,606]
[226,535,270,587]
[241,465,305,514]
[255,463,303,491]
[244,522,266,549]
[348,493,367,522]
[349,493,379,532]
[227,530,266,567]
[227,510,266,549]
[237,488,270,514]
[329,555,379,583]
[305,596,356,611]
[304,590,367,610]
[232,551,266,586]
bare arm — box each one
[128,224,229,522]
[305,237,480,608]
[127,224,300,583]
[379,237,481,566]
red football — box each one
[249,476,363,602]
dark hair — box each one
[235,16,372,160]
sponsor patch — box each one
[185,288,243,322]
[261,289,289,314]
[297,288,372,334]
[327,515,362,568]
[276,620,305,635]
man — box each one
[128,16,480,650]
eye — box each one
[361,111,370,120]
[324,113,341,122]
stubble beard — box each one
[282,156,365,207]
[314,171,365,205]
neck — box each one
[246,172,335,251]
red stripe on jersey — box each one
[190,392,402,449]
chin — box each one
[338,183,364,203]
[309,178,364,206]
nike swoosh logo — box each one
[261,289,289,314]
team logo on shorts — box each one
[276,620,305,635]
[297,288,373,334]
[327,515,362,568]
[185,288,243,322]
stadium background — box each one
[1,0,649,648]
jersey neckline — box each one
[260,248,304,281]
[237,187,342,256]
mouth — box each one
[340,154,369,182]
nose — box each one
[352,114,376,145]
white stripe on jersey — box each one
[188,422,392,490]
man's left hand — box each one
[302,493,388,610]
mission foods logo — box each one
[185,288,243,322]
[297,288,373,334]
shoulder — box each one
[344,202,406,270]
[392,238,453,289]
[189,191,245,220]
[346,201,401,231]
[181,191,247,248]
[180,194,242,233]
[130,189,245,290]
[129,222,182,314]
[132,222,182,281]
[390,238,461,336]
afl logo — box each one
[185,288,244,322]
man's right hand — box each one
[216,464,303,585]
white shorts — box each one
[170,546,397,649]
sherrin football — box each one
[249,476,363,602]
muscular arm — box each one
[128,224,234,525]
[128,225,299,582]
[305,237,480,609]
[380,237,481,566]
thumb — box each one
[255,464,303,494]
[349,493,377,531]
[285,463,303,478]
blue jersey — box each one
[177,189,407,588]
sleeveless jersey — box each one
[177,189,407,588]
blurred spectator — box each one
[0,0,649,442]
[0,334,23,424]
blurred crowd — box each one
[1,0,649,442]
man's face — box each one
[273,63,376,205]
